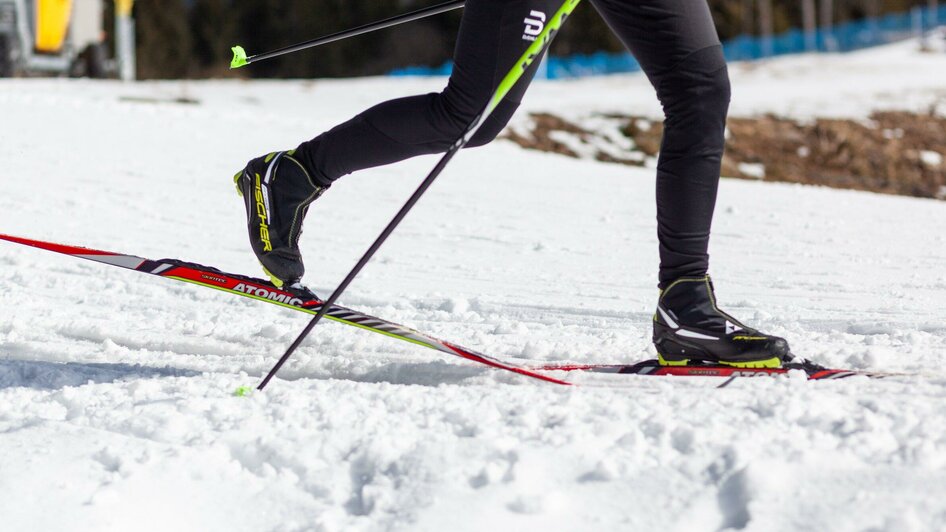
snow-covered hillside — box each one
[1,37,945,531]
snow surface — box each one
[2,37,946,532]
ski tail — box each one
[0,233,570,385]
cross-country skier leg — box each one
[234,0,559,286]
[590,0,790,367]
[234,0,790,367]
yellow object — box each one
[35,0,74,53]
[657,353,783,369]
[657,354,690,367]
[115,0,134,18]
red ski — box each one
[0,233,570,386]
[532,359,902,380]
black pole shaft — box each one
[247,0,466,65]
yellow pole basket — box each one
[115,0,134,18]
[35,0,74,53]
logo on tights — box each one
[522,10,546,41]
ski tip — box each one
[230,46,249,69]
[233,385,253,397]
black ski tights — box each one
[294,0,731,288]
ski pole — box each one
[256,0,583,391]
[231,0,466,69]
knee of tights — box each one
[656,45,731,120]
[464,100,521,148]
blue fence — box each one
[390,5,946,79]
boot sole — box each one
[654,334,784,368]
[657,353,782,369]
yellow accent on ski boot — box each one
[658,353,782,369]
[657,354,689,366]
[261,264,285,288]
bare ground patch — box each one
[503,111,946,200]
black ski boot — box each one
[234,150,328,287]
[653,276,791,368]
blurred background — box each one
[0,0,943,80]
[2,0,943,199]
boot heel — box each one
[657,353,690,366]
[234,171,244,197]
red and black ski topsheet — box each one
[0,233,899,384]
[531,359,900,380]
